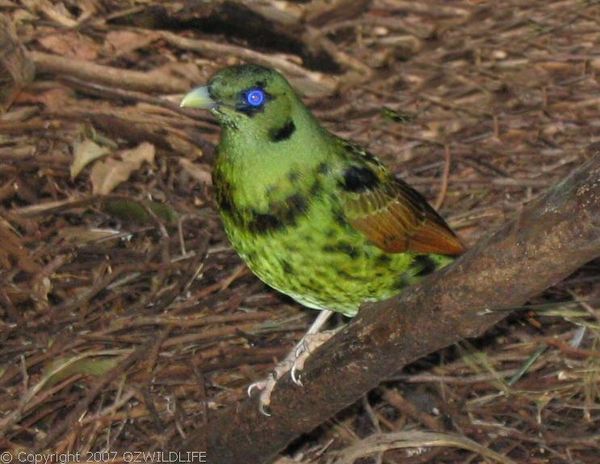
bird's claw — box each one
[247,374,276,416]
[290,363,303,386]
[259,401,271,416]
[247,330,337,415]
[246,380,261,398]
[247,348,307,415]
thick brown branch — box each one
[177,154,600,463]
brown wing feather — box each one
[344,177,465,256]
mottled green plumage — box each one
[182,65,463,317]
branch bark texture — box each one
[178,153,600,463]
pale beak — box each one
[180,86,217,109]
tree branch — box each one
[177,153,600,463]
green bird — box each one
[181,64,464,412]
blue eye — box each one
[245,88,265,107]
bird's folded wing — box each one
[342,177,465,256]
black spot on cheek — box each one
[269,119,296,142]
[341,166,379,192]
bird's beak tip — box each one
[180,86,216,109]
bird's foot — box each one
[290,330,337,385]
[248,329,337,415]
[247,354,297,416]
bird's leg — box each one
[290,309,340,385]
[248,309,338,415]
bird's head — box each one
[181,64,308,142]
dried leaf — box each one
[103,199,179,225]
[90,142,155,195]
[31,276,52,311]
[43,355,121,388]
[71,139,111,179]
